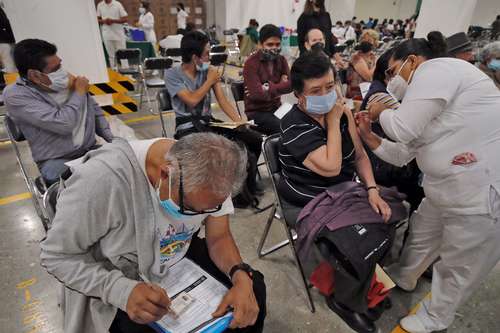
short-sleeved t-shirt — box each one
[128,138,234,277]
[165,66,212,131]
[278,105,356,204]
[97,0,127,41]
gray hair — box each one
[479,41,500,64]
[165,133,248,197]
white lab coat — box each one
[139,12,156,44]
[375,58,500,331]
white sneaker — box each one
[400,315,431,333]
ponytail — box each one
[392,30,448,61]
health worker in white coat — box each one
[356,31,500,333]
[137,1,156,44]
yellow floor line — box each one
[0,192,32,206]
[390,292,432,333]
[123,114,159,124]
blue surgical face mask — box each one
[196,61,210,72]
[487,59,500,72]
[305,89,337,115]
[156,175,187,220]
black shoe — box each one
[326,296,376,333]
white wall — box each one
[354,0,417,21]
[327,0,357,24]
[470,0,500,27]
[414,0,477,37]
[224,0,307,31]
[3,0,108,83]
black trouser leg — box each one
[186,236,267,333]
[248,112,281,136]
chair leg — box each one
[159,110,168,138]
[283,223,316,313]
[257,205,294,257]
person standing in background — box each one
[297,0,336,56]
[0,3,16,73]
[97,0,128,68]
[344,20,357,42]
[137,1,156,45]
[176,3,188,34]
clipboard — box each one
[148,259,233,333]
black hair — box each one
[336,21,342,25]
[352,16,357,20]
[259,24,282,44]
[389,19,394,24]
[177,3,185,11]
[373,48,394,84]
[141,1,150,11]
[180,31,208,63]
[304,0,326,15]
[355,41,373,53]
[185,22,195,32]
[392,31,448,61]
[13,39,57,77]
[345,20,351,25]
[249,19,259,27]
[291,51,334,94]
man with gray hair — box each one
[478,41,500,89]
[40,134,266,333]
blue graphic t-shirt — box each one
[129,138,234,277]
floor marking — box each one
[390,292,432,333]
[0,192,31,206]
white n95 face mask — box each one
[47,68,70,92]
[387,75,408,101]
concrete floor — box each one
[0,82,499,333]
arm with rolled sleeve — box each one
[90,96,113,142]
[5,90,85,135]
[40,167,138,312]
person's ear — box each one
[27,69,51,87]
[159,163,171,181]
[408,55,418,70]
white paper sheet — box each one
[359,82,371,100]
[274,102,293,119]
[154,259,230,333]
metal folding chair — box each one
[115,48,142,76]
[258,134,316,312]
[140,57,173,114]
[164,48,182,64]
[4,115,50,231]
[156,88,173,138]
[230,81,245,118]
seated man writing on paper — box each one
[3,39,113,185]
[40,133,266,333]
[243,24,292,135]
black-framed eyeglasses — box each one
[177,163,223,216]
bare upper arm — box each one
[303,145,341,177]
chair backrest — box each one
[4,115,25,141]
[210,53,228,66]
[115,48,142,71]
[231,81,245,102]
[223,29,234,36]
[165,48,182,58]
[210,45,226,53]
[262,134,282,176]
[144,57,173,70]
[157,88,172,111]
